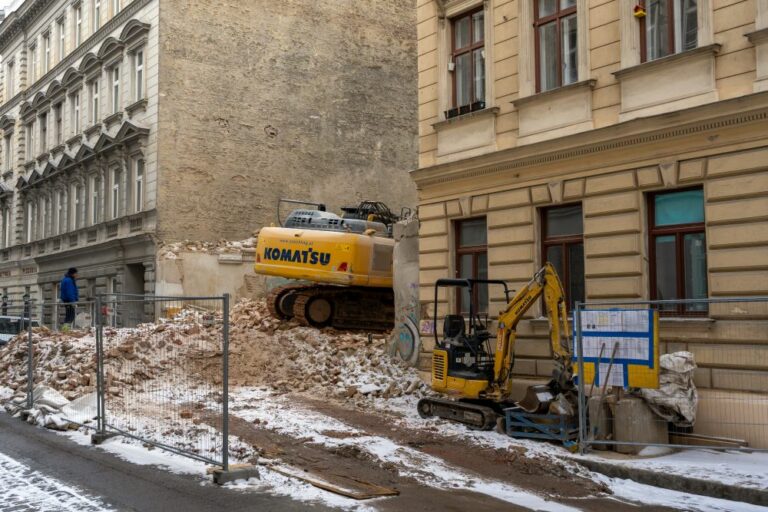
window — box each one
[112,0,120,17]
[25,122,35,160]
[534,0,577,92]
[134,158,144,212]
[39,113,47,153]
[649,188,707,315]
[641,0,697,62]
[448,9,485,117]
[29,45,37,83]
[133,50,144,100]
[75,185,84,229]
[542,204,584,310]
[89,78,100,124]
[6,60,14,98]
[54,103,63,145]
[57,19,66,61]
[43,197,51,239]
[111,168,121,219]
[56,190,66,234]
[74,4,82,47]
[25,201,33,243]
[43,33,51,74]
[4,134,12,172]
[2,208,9,248]
[93,0,101,31]
[455,218,488,314]
[71,92,81,133]
[90,175,101,225]
[111,66,120,113]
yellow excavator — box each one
[254,199,405,330]
[417,263,575,430]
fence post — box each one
[575,302,587,454]
[26,299,33,410]
[95,295,105,437]
[222,293,230,472]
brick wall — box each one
[156,0,418,242]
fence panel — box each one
[576,297,768,453]
[97,294,230,468]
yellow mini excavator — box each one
[417,263,575,430]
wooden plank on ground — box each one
[268,464,400,500]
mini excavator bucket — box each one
[516,384,555,414]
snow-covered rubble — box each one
[158,237,257,260]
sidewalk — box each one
[570,448,768,507]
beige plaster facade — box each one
[415,0,768,445]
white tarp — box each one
[639,351,698,427]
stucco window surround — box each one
[431,0,498,165]
[516,0,592,145]
[748,0,768,92]
[616,0,716,121]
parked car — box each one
[0,316,40,346]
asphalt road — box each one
[0,412,329,512]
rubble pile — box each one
[158,236,257,260]
[221,299,430,401]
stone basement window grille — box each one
[129,217,143,232]
[87,229,97,242]
[53,239,61,251]
[23,246,31,257]
[107,222,118,238]
[69,234,78,247]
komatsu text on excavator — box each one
[254,199,406,331]
[417,263,576,430]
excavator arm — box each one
[490,263,573,400]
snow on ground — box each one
[580,449,768,491]
[0,450,114,512]
[231,388,577,512]
[0,385,13,402]
[594,474,768,512]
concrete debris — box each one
[158,236,257,260]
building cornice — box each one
[0,0,55,51]
[410,91,768,188]
[0,0,152,118]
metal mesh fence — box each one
[96,294,230,468]
[575,297,768,453]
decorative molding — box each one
[125,98,147,117]
[84,123,102,138]
[432,107,499,130]
[512,79,596,108]
[0,0,153,117]
[411,98,768,187]
[103,110,122,128]
[613,44,721,79]
[746,27,768,44]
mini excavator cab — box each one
[431,279,511,396]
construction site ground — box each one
[2,299,766,511]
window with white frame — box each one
[39,112,47,153]
[133,49,144,101]
[641,0,697,62]
[26,201,33,243]
[2,207,9,247]
[111,167,121,219]
[112,0,120,17]
[57,18,66,61]
[74,4,83,47]
[93,0,101,32]
[89,78,100,124]
[71,91,81,133]
[25,121,35,160]
[43,32,51,74]
[6,60,14,98]
[111,65,120,113]
[29,44,37,83]
[4,134,12,171]
[54,103,63,145]
[134,158,144,212]
[43,197,51,239]
[75,184,83,229]
[91,175,101,225]
[57,189,66,234]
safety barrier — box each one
[575,297,768,453]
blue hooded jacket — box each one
[60,275,78,303]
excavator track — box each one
[267,284,394,331]
[416,397,499,431]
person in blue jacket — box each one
[60,267,79,326]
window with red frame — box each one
[455,218,488,314]
[640,0,697,62]
[649,187,708,315]
[447,8,486,118]
[542,203,584,311]
[534,0,578,93]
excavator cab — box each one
[431,279,510,392]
